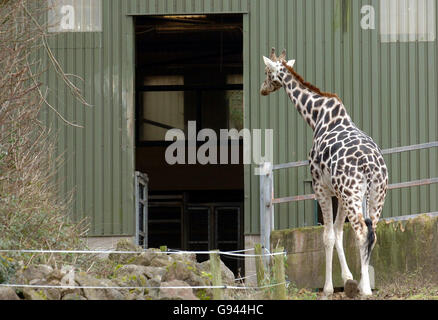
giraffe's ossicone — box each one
[261,48,388,297]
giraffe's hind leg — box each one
[333,202,353,284]
[343,199,374,296]
[357,191,385,295]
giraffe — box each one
[260,48,388,296]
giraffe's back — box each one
[309,107,388,212]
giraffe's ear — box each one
[263,56,276,71]
[286,59,296,68]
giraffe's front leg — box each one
[315,189,335,296]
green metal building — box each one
[41,0,437,269]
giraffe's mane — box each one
[281,60,342,102]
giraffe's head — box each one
[260,48,295,96]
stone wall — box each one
[0,240,237,300]
[271,214,438,289]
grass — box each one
[371,271,438,300]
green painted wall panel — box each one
[43,0,135,236]
[41,0,438,237]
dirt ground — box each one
[314,274,438,300]
[251,269,438,300]
[217,269,438,300]
[227,279,438,300]
[318,286,438,300]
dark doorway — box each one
[134,15,244,276]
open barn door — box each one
[134,14,244,276]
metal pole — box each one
[259,162,274,267]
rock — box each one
[62,293,87,300]
[20,265,53,282]
[114,273,147,289]
[130,249,161,266]
[130,252,154,266]
[24,279,62,300]
[147,266,166,280]
[124,291,146,300]
[162,261,208,286]
[108,239,142,264]
[115,264,166,282]
[199,259,235,285]
[75,272,125,300]
[29,279,45,285]
[115,239,141,252]
[60,265,74,275]
[43,287,62,300]
[0,287,20,300]
[11,246,227,300]
[23,288,47,300]
[159,280,198,300]
[146,278,161,299]
[46,269,65,282]
[131,249,171,267]
[60,268,76,286]
[150,256,173,268]
[170,252,197,263]
[116,265,152,279]
[59,268,81,297]
[162,260,212,299]
[113,265,169,299]
[344,280,359,298]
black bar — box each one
[142,118,176,130]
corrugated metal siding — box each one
[247,0,319,232]
[43,0,135,236]
[41,0,438,237]
[243,0,438,234]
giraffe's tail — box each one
[364,218,375,261]
[363,186,375,261]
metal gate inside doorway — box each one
[135,174,244,275]
[186,203,243,274]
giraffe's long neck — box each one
[279,66,345,132]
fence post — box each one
[210,250,223,300]
[254,243,265,287]
[259,162,274,268]
[272,247,287,300]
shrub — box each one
[0,1,89,271]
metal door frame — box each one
[135,171,149,248]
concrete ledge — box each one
[85,236,135,251]
[271,214,438,289]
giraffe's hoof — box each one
[323,286,334,297]
[359,288,373,297]
[344,279,359,298]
